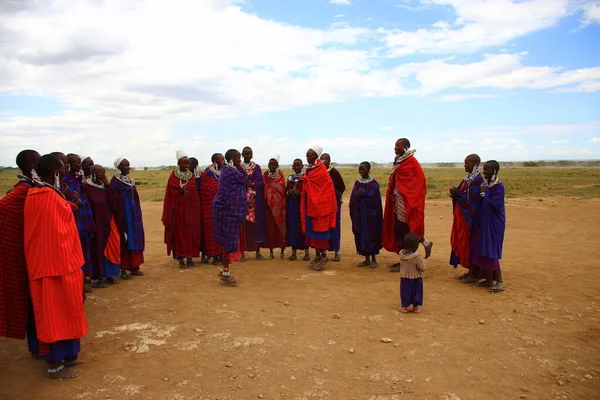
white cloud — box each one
[551,139,570,144]
[581,1,600,27]
[0,0,599,166]
[590,137,600,143]
[438,93,501,102]
[330,0,352,5]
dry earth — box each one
[1,197,599,400]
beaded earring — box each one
[54,172,61,190]
[31,169,39,181]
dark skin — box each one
[214,154,225,168]
[357,163,370,197]
[82,158,94,177]
[67,155,82,174]
[320,153,331,169]
[90,165,109,186]
[178,157,190,173]
[394,139,408,157]
[483,162,495,182]
[266,158,283,260]
[25,153,41,180]
[118,159,131,176]
[306,149,318,165]
[190,159,199,173]
[449,155,479,197]
[242,148,255,188]
[287,159,303,198]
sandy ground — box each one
[1,197,600,400]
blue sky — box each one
[0,0,599,167]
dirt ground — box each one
[1,197,599,400]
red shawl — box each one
[300,161,338,234]
[263,170,287,238]
[382,155,427,252]
[161,172,201,255]
[0,182,32,339]
[24,187,88,343]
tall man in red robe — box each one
[24,154,88,379]
[382,138,433,272]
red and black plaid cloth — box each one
[0,181,35,339]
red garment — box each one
[162,172,201,258]
[450,204,471,268]
[105,217,121,265]
[0,182,32,339]
[24,187,88,343]
[300,161,337,234]
[382,155,427,253]
[263,171,286,244]
[199,171,222,257]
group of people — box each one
[0,137,507,379]
[0,150,146,379]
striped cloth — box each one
[199,168,222,257]
[213,164,248,253]
[0,180,35,340]
[24,187,88,343]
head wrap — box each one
[114,157,125,169]
[176,150,187,162]
[309,145,323,157]
[270,153,280,163]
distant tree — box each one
[523,161,538,167]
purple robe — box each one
[471,182,505,270]
[83,184,121,278]
[243,163,267,250]
[349,179,383,256]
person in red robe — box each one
[162,150,201,268]
[263,155,287,259]
[0,150,40,345]
[199,153,225,265]
[382,138,433,272]
[301,145,338,271]
[24,154,88,379]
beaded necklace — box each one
[208,164,221,179]
[84,177,105,189]
[267,168,280,179]
[242,161,256,171]
[357,176,374,184]
[394,149,416,165]
[39,182,66,198]
[114,173,135,186]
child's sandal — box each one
[413,306,422,313]
[399,307,408,313]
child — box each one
[349,161,383,268]
[399,232,426,313]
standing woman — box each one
[465,160,506,292]
[286,159,310,261]
[64,154,95,285]
[83,165,122,287]
[449,154,484,279]
[24,154,88,379]
[320,153,345,262]
[162,151,201,268]
[200,153,225,265]
[262,155,286,259]
[0,150,40,344]
[301,145,338,271]
[240,146,267,260]
[213,149,249,285]
[349,162,383,268]
[110,158,145,277]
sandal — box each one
[220,274,237,285]
[489,282,504,293]
[389,263,400,273]
[302,253,311,261]
[255,254,266,261]
[309,258,320,269]
[461,278,478,284]
[314,258,328,271]
[288,254,297,261]
[399,307,408,313]
[357,261,370,268]
[46,365,83,380]
[201,256,209,264]
[332,254,341,262]
[129,270,144,276]
[424,241,433,259]
[477,280,493,288]
[413,306,422,313]
[369,261,379,269]
[458,273,470,280]
[91,280,108,289]
[120,272,131,280]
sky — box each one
[0,0,599,167]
